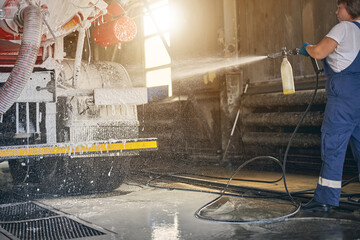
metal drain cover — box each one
[0,202,58,222]
[1,216,105,240]
[0,202,107,240]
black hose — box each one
[142,59,360,223]
[195,195,301,225]
[193,155,301,224]
[342,175,359,187]
[174,172,283,184]
[282,70,320,205]
[193,64,322,223]
[219,156,283,195]
[142,170,360,207]
[141,72,319,223]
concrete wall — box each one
[106,0,339,89]
[168,0,338,91]
[236,0,338,84]
[130,0,341,163]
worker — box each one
[299,0,360,212]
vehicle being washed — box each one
[0,0,157,194]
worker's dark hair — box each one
[338,0,360,19]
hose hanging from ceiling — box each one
[0,4,42,117]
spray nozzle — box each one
[267,47,299,59]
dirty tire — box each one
[8,159,40,184]
[9,156,129,194]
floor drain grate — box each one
[0,202,58,222]
[0,202,107,239]
[0,216,106,240]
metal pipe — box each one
[36,102,40,134]
[73,28,86,88]
[242,132,321,147]
[221,109,241,163]
[241,89,327,108]
[242,112,323,127]
[26,102,30,133]
[15,103,19,134]
[267,47,299,59]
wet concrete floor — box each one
[1,162,360,240]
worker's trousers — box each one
[314,48,360,206]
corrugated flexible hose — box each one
[0,5,42,116]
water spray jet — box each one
[172,56,267,80]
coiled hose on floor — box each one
[194,69,322,224]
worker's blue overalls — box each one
[314,21,360,206]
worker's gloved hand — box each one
[299,42,311,57]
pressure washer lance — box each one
[268,47,299,95]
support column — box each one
[220,0,242,162]
[223,0,238,58]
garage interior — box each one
[0,0,360,239]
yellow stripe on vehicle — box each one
[0,140,158,158]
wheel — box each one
[8,159,40,184]
[9,156,129,194]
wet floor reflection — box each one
[197,196,298,223]
[151,211,180,240]
[1,164,360,240]
[255,218,360,239]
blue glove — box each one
[299,42,311,57]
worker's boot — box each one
[301,199,330,212]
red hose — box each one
[0,5,42,116]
